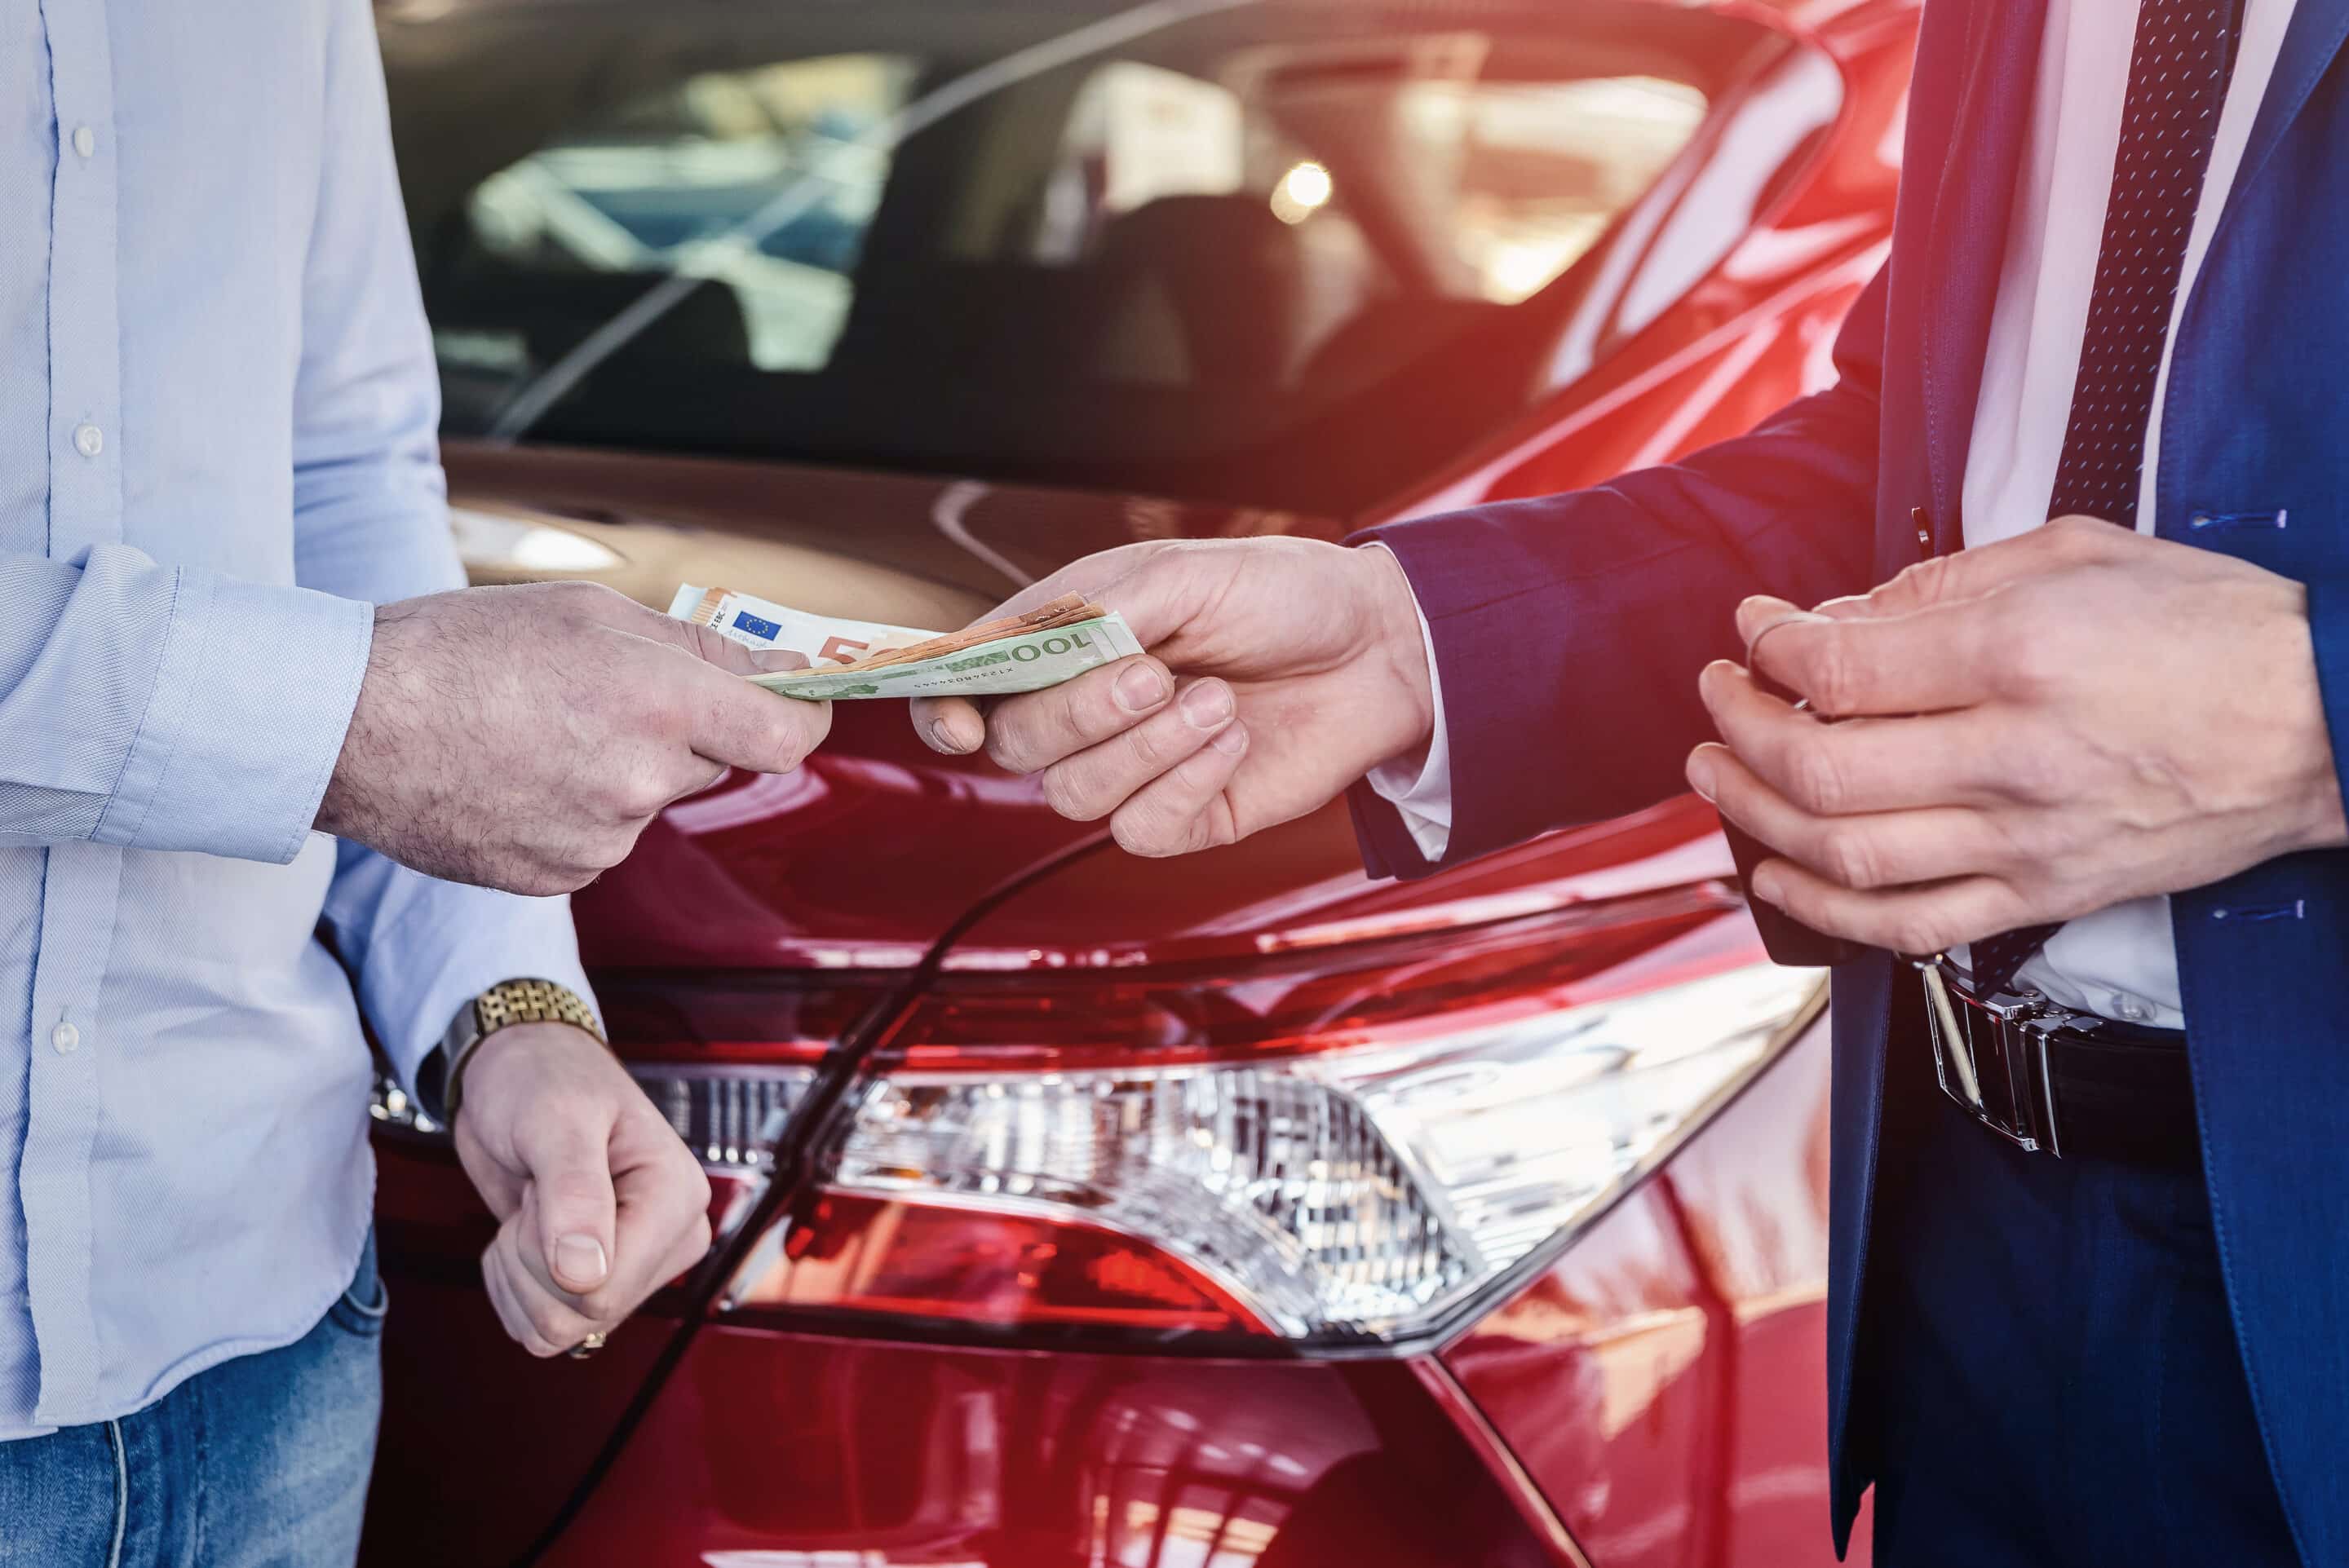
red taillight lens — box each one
[734,1190,1267,1333]
[723,894,1824,1345]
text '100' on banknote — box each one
[670,584,1144,700]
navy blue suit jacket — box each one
[1352,0,2349,1557]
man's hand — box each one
[910,538,1433,855]
[451,1022,712,1358]
[1687,518,2348,954]
[316,581,830,894]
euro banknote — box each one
[671,584,1144,701]
[669,584,937,666]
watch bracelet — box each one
[444,978,605,1122]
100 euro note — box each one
[670,583,1144,701]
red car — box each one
[362,1,1913,1562]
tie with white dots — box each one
[1967,0,2242,995]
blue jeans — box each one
[1865,1091,2299,1566]
[0,1231,384,1568]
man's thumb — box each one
[530,1130,618,1293]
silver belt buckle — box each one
[1911,954,2099,1158]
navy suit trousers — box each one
[1864,1031,2297,1566]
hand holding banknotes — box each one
[913,538,1434,855]
[316,581,831,894]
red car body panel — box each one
[536,1332,1567,1567]
[362,1,1916,1561]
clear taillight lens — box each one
[726,903,1824,1344]
[822,964,1815,1338]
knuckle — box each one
[599,823,646,867]
[1997,625,2066,699]
[681,621,743,668]
[1888,914,1955,957]
[529,1296,585,1345]
[1805,642,1863,717]
[2047,514,2111,550]
[1037,764,1105,823]
[1785,741,1847,815]
[657,1146,714,1214]
[1172,743,1230,793]
[549,578,629,627]
[1818,825,1882,890]
[2000,741,2068,804]
[984,714,1040,775]
[1120,713,1177,773]
[1891,555,1953,607]
[616,773,675,822]
[1054,681,1097,747]
[1110,806,1174,859]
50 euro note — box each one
[669,584,940,666]
[671,583,1144,701]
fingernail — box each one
[556,1235,608,1288]
[1179,682,1233,729]
[1116,662,1170,713]
[928,717,968,754]
[1750,868,1785,907]
[1211,722,1248,754]
[1686,749,1719,802]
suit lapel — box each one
[2225,0,2349,217]
[1919,0,2049,545]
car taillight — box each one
[723,896,1823,1345]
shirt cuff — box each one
[1360,545,1454,862]
[364,885,599,1103]
[99,569,374,864]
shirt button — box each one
[72,423,103,458]
[51,1023,81,1054]
[2112,996,2152,1023]
[71,125,95,159]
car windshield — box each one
[385,0,1809,515]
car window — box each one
[1003,54,1706,388]
[432,54,916,426]
[391,2,1816,515]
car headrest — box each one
[1086,192,1306,385]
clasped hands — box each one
[1686,517,2346,955]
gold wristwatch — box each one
[437,978,605,1123]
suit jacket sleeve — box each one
[1348,261,1891,881]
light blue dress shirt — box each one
[0,0,595,1436]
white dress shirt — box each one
[1371,0,2298,1028]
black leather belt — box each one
[1912,956,2199,1169]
